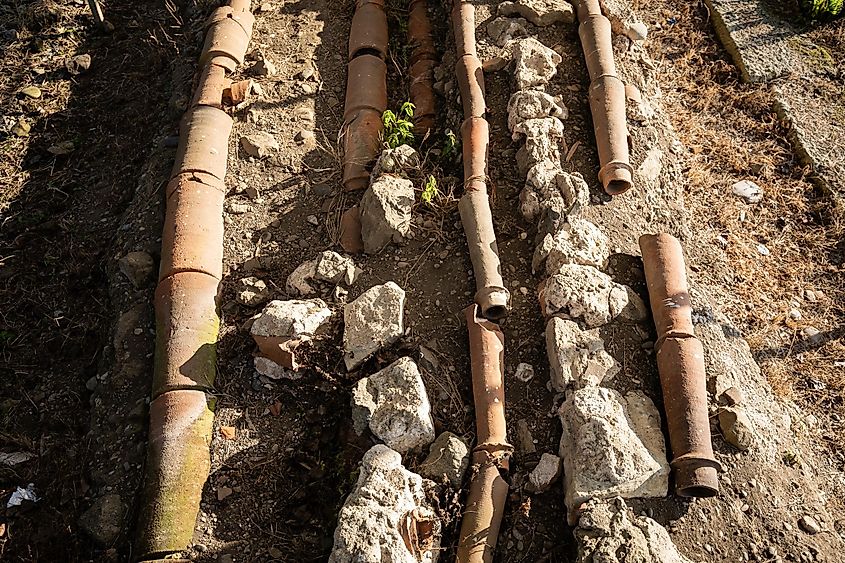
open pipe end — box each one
[675,465,719,498]
[475,286,510,321]
[600,162,633,195]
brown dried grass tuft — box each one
[646,2,844,435]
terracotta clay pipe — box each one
[135,1,254,560]
[342,0,388,191]
[457,305,512,563]
[639,233,721,498]
[408,0,436,135]
[452,0,510,322]
[575,0,633,195]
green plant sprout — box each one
[421,175,439,206]
[382,102,416,149]
[441,129,459,161]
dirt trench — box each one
[1,0,843,562]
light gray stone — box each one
[499,0,575,27]
[512,117,564,166]
[118,251,155,288]
[254,356,300,380]
[516,419,536,454]
[418,431,470,487]
[351,357,435,453]
[286,251,359,296]
[507,90,567,133]
[372,144,421,177]
[343,282,405,370]
[251,298,332,370]
[360,175,415,254]
[79,494,125,546]
[576,497,692,563]
[732,179,764,203]
[526,453,562,493]
[509,37,561,90]
[719,406,755,450]
[329,445,441,563]
[538,265,629,327]
[559,387,669,515]
[545,317,619,391]
[486,16,529,47]
[514,362,535,382]
[240,131,279,158]
[533,218,609,274]
[236,276,271,306]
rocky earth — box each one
[1,0,843,561]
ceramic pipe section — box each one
[342,0,388,191]
[457,305,512,563]
[452,0,510,321]
[408,0,436,135]
[575,0,633,195]
[136,1,253,559]
[639,233,721,498]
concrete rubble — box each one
[507,90,567,133]
[286,250,359,296]
[525,453,562,493]
[236,276,271,306]
[418,431,470,487]
[538,264,632,326]
[329,445,441,563]
[498,0,575,27]
[559,387,668,514]
[509,37,561,90]
[359,174,415,254]
[250,298,332,371]
[343,282,405,370]
[546,317,618,391]
[533,218,609,273]
[351,357,435,454]
[371,144,420,178]
[575,498,692,563]
[486,17,529,48]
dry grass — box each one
[645,2,844,441]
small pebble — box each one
[798,515,821,535]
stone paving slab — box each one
[705,0,845,205]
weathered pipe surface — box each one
[348,0,388,60]
[639,233,720,498]
[575,0,632,195]
[342,1,388,192]
[453,0,510,321]
[139,1,251,560]
[408,0,436,134]
[152,273,220,397]
[457,305,511,563]
[136,390,215,558]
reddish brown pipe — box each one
[575,0,632,195]
[457,305,512,563]
[342,1,388,191]
[137,1,251,559]
[452,0,510,321]
[408,0,436,134]
[639,233,720,498]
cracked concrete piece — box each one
[509,37,562,89]
[360,175,415,254]
[236,276,271,306]
[251,299,332,369]
[513,117,564,166]
[545,317,619,391]
[559,387,669,515]
[507,90,567,133]
[719,406,755,450]
[576,497,692,563]
[418,431,470,487]
[343,282,405,370]
[286,251,359,296]
[351,357,435,453]
[533,218,609,273]
[486,16,529,48]
[329,445,441,563]
[600,0,649,41]
[499,0,575,27]
[538,264,629,326]
[254,356,300,380]
[372,144,421,178]
[526,453,562,493]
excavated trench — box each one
[88,0,844,561]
